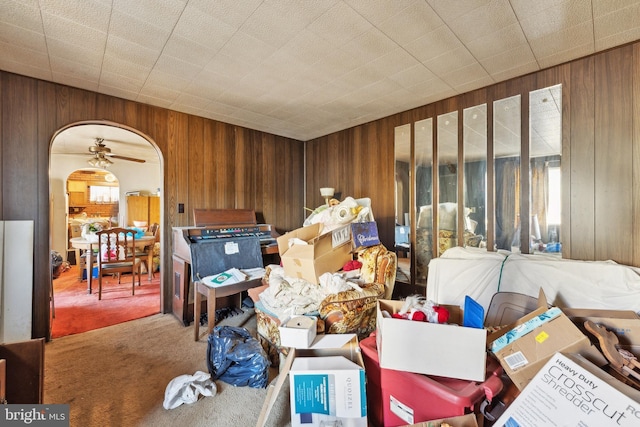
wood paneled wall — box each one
[2,39,640,339]
[0,72,305,339]
[306,41,640,271]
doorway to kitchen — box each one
[49,121,163,338]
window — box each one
[89,186,119,203]
[547,166,561,225]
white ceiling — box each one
[2,0,640,149]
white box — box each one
[376,299,487,381]
[278,315,317,349]
[495,352,640,426]
[289,355,367,427]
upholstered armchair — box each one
[248,244,396,366]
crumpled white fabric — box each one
[163,370,217,410]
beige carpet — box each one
[44,310,291,427]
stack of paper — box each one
[201,267,266,287]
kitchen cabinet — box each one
[127,195,160,227]
[68,180,86,206]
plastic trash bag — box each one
[207,325,269,388]
[163,370,216,410]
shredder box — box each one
[277,223,353,284]
[375,299,488,382]
[495,352,640,427]
[488,305,607,391]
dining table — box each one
[69,234,156,294]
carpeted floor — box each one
[51,265,160,338]
[44,310,292,427]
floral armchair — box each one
[248,244,396,366]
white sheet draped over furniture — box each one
[426,247,640,317]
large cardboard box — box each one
[495,352,640,426]
[564,308,640,348]
[376,299,488,382]
[289,355,366,427]
[488,305,606,391]
[277,223,353,284]
[256,334,366,427]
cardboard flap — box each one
[276,223,321,257]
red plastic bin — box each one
[359,334,503,427]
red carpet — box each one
[51,265,160,338]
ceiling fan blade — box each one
[108,154,146,163]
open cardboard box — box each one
[375,299,488,382]
[487,290,607,391]
[563,308,640,349]
[256,334,365,427]
[277,223,353,284]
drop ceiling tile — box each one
[340,28,398,64]
[101,53,153,81]
[281,29,335,66]
[536,41,594,69]
[345,0,420,25]
[154,54,202,80]
[188,0,261,29]
[42,10,107,49]
[105,34,162,69]
[173,3,235,48]
[389,64,437,89]
[510,0,573,19]
[0,0,43,33]
[527,21,594,60]
[423,47,477,77]
[594,2,640,48]
[108,9,171,51]
[592,0,639,17]
[309,49,361,81]
[0,24,47,53]
[218,30,277,65]
[98,83,139,100]
[112,0,185,30]
[40,0,111,33]
[239,2,306,49]
[51,71,99,92]
[136,93,173,108]
[307,1,374,47]
[491,61,540,84]
[376,1,443,45]
[366,48,423,78]
[518,0,592,41]
[0,40,50,71]
[47,38,104,68]
[445,0,518,44]
[171,92,211,111]
[0,58,50,81]
[162,35,219,68]
[340,65,387,89]
[99,70,145,93]
[203,53,253,80]
[404,25,466,63]
[465,23,529,60]
[145,68,191,92]
[479,44,536,76]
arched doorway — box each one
[49,121,163,338]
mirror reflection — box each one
[494,95,522,251]
[436,111,459,255]
[530,84,562,255]
[415,118,433,284]
[463,104,487,249]
[394,124,411,283]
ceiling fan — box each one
[86,138,146,167]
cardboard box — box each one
[257,334,365,427]
[488,305,607,391]
[350,221,380,250]
[406,413,479,427]
[277,223,353,284]
[564,308,640,348]
[289,355,366,427]
[495,352,640,426]
[376,299,488,381]
[279,315,318,349]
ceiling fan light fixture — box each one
[87,153,113,168]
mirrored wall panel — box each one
[415,118,433,284]
[494,95,521,251]
[530,84,562,255]
[436,111,458,255]
[463,104,487,250]
[394,124,411,283]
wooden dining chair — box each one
[135,222,159,279]
[95,228,142,300]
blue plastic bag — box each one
[206,326,269,388]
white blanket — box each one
[427,247,640,316]
[258,265,364,320]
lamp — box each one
[87,153,113,168]
[320,187,335,206]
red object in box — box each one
[359,334,503,427]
